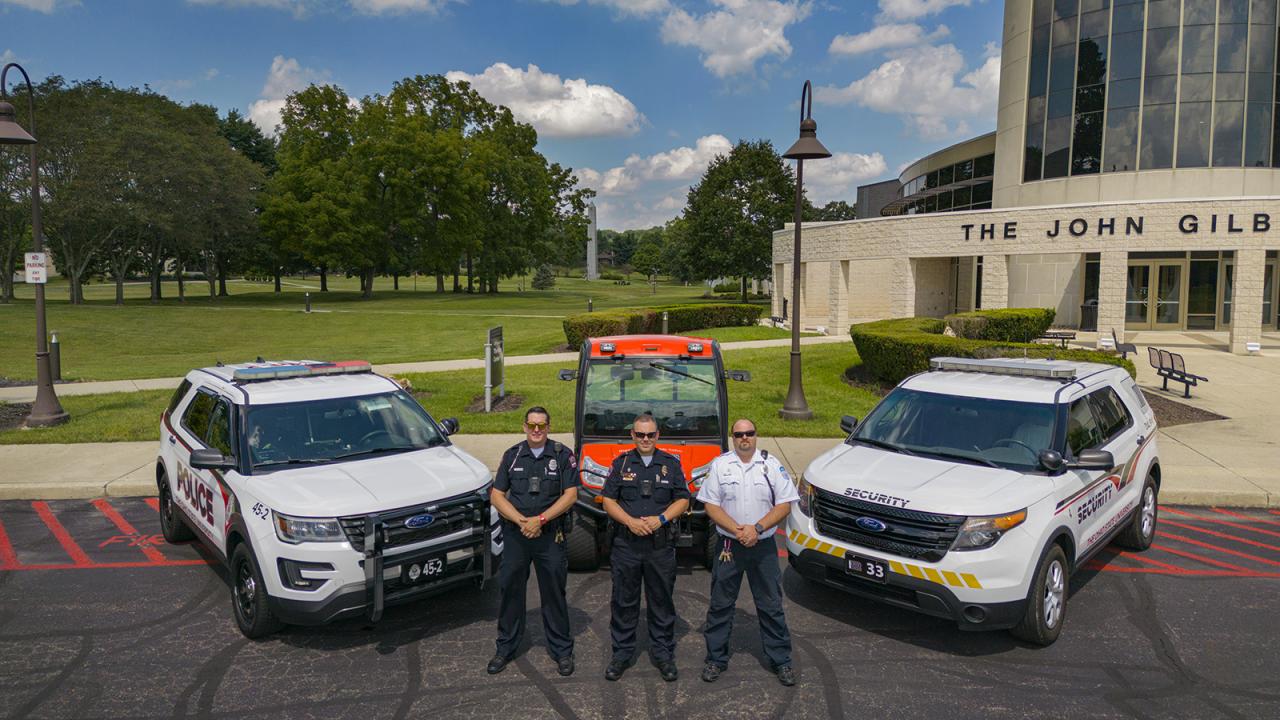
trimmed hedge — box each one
[850,316,1134,385]
[945,307,1056,342]
[563,304,764,347]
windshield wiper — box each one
[253,458,330,468]
[331,446,422,461]
[647,361,713,386]
[851,437,916,456]
[916,448,1001,469]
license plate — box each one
[846,554,888,583]
[401,554,447,584]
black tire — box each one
[565,514,600,571]
[1010,543,1069,646]
[1115,475,1158,551]
[158,473,194,543]
[230,544,283,639]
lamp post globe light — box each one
[1,63,68,427]
[778,80,830,421]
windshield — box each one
[851,388,1055,471]
[245,390,446,471]
[581,358,721,438]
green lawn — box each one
[1,274,767,382]
[0,342,878,444]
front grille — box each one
[813,488,965,563]
[340,491,486,550]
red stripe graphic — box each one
[92,498,167,563]
[1210,507,1280,528]
[1163,507,1280,539]
[32,501,93,567]
[144,497,160,512]
[0,517,19,570]
[1151,543,1257,573]
[1084,565,1280,579]
[1118,550,1196,574]
[1160,519,1280,554]
[1156,530,1280,567]
[3,559,211,572]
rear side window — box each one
[1066,397,1102,455]
[206,399,235,456]
[167,380,192,415]
[1088,387,1133,443]
[181,390,217,441]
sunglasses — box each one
[732,430,757,439]
[632,431,658,440]
[525,422,549,431]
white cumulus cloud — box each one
[0,0,61,11]
[545,0,671,16]
[186,0,307,15]
[876,0,970,22]
[445,63,643,139]
[819,43,999,139]
[803,151,889,203]
[577,134,733,196]
[349,0,457,14]
[829,23,949,56]
[661,0,810,77]
[248,55,333,136]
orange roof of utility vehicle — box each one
[588,334,716,358]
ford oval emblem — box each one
[855,516,887,533]
[405,513,435,529]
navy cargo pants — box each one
[495,522,572,661]
[703,536,792,669]
[609,532,678,663]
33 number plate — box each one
[846,554,887,583]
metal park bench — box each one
[1147,346,1209,398]
[1036,329,1076,348]
[1112,328,1137,360]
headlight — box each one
[691,462,712,490]
[580,455,610,489]
[274,511,345,544]
[797,475,814,516]
[952,509,1027,551]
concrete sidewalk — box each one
[0,431,1273,506]
[0,335,851,404]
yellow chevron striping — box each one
[923,567,944,584]
[906,564,926,579]
[961,573,982,589]
[942,570,963,587]
[805,537,819,550]
[889,561,907,575]
[790,531,984,589]
[817,543,832,554]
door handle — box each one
[168,435,177,445]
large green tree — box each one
[679,139,797,303]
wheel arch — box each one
[1047,525,1077,570]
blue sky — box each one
[4,0,1003,229]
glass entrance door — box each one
[1154,264,1183,328]
[1127,261,1186,329]
[1126,265,1151,328]
[1265,261,1276,329]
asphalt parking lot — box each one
[1,499,1278,719]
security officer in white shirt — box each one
[697,418,800,686]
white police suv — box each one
[787,357,1160,645]
[156,360,500,638]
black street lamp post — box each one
[778,80,831,421]
[1,63,69,427]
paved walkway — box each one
[0,335,850,404]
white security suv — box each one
[155,360,500,638]
[787,357,1160,645]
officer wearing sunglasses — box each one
[600,413,690,682]
[488,406,579,677]
[697,418,800,686]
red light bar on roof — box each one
[232,360,372,382]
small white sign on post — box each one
[24,252,47,284]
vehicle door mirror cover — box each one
[1038,449,1065,471]
[190,448,235,471]
[727,369,751,382]
[558,369,576,381]
[439,417,460,436]
[839,415,858,434]
[1068,449,1114,470]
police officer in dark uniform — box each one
[487,406,579,676]
[601,413,690,682]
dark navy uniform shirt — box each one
[601,449,690,519]
[494,441,579,516]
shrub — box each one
[850,316,1134,385]
[532,264,556,290]
[712,281,739,293]
[944,308,1056,342]
[599,270,626,281]
[563,303,764,347]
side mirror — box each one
[726,369,751,382]
[839,415,858,434]
[190,448,236,471]
[558,369,577,381]
[1038,449,1064,472]
[1068,449,1114,470]
[439,417,460,436]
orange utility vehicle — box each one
[557,334,751,570]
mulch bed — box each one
[0,402,32,431]
[1142,390,1228,427]
[0,376,32,388]
[464,393,526,414]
